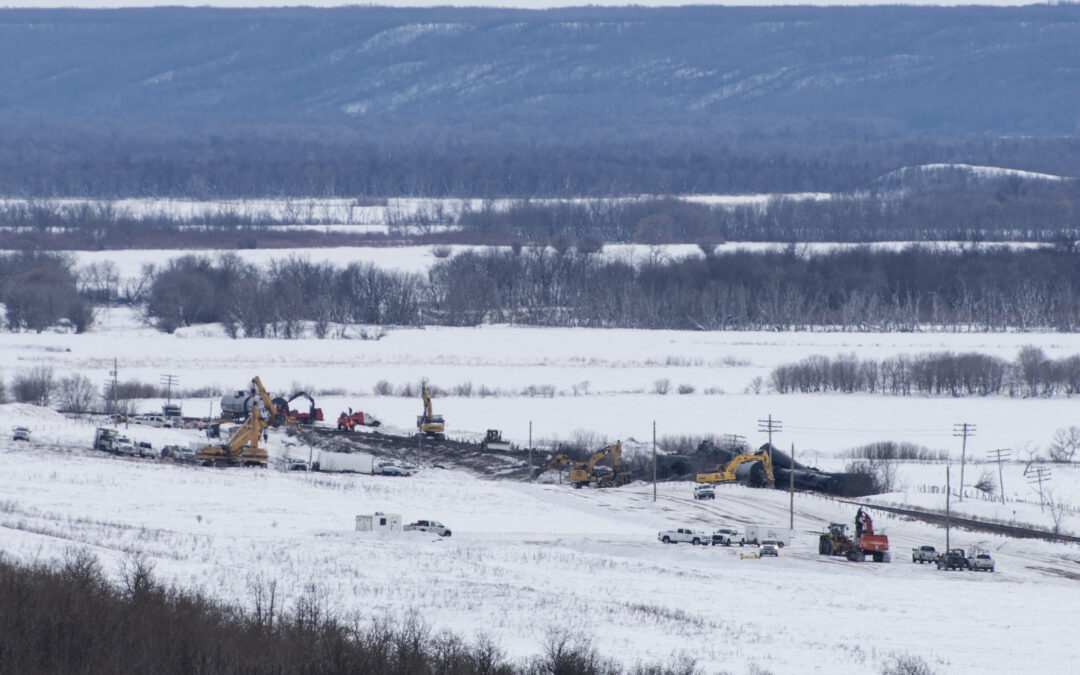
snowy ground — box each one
[1,405,1078,675]
[4,307,1080,672]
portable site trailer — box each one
[356,512,402,533]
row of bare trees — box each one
[129,245,1080,334]
[770,347,1080,398]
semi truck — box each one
[316,451,376,473]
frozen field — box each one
[3,306,1080,672]
[1,403,1079,675]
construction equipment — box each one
[337,409,381,431]
[286,392,323,425]
[480,429,511,452]
[416,383,445,440]
[536,441,630,488]
[819,508,890,562]
[195,408,268,467]
[696,448,775,487]
[219,376,291,427]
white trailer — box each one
[316,451,375,474]
[744,525,792,547]
[356,512,402,533]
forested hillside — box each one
[2,5,1080,197]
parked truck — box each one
[337,410,381,431]
[968,548,995,572]
[744,525,791,547]
[912,545,939,564]
[404,519,452,537]
[316,451,376,473]
[93,427,118,453]
[658,527,709,545]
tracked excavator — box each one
[535,441,631,488]
[196,404,269,467]
[286,391,322,425]
[417,383,446,440]
[696,448,775,487]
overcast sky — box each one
[0,1,1050,8]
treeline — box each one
[8,245,1080,336]
[6,183,1080,251]
[0,550,696,675]
[3,128,1080,200]
[145,255,422,335]
[770,346,1080,397]
[458,182,1080,244]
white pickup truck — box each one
[658,527,708,545]
[404,519,452,537]
[968,549,995,572]
[912,545,939,564]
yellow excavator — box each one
[696,448,775,486]
[251,376,294,427]
[196,405,269,467]
[536,441,631,488]
[417,383,446,440]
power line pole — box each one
[160,374,178,404]
[652,420,657,503]
[757,415,782,451]
[789,443,795,530]
[109,358,119,425]
[1027,467,1052,513]
[946,463,951,552]
[953,422,975,502]
[987,448,1010,505]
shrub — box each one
[677,383,695,395]
[12,366,55,406]
[653,379,671,395]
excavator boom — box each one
[696,449,775,485]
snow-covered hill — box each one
[1,413,1077,674]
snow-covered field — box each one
[4,305,1080,672]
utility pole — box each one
[722,433,747,452]
[789,443,795,530]
[987,448,1011,505]
[109,358,119,425]
[757,415,782,451]
[1027,467,1052,513]
[160,374,178,404]
[946,463,951,552]
[652,420,657,503]
[953,422,975,502]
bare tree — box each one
[58,374,99,414]
[1047,426,1080,463]
[1045,489,1068,535]
[12,366,56,406]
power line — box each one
[1027,466,1052,513]
[987,448,1010,505]
[160,374,179,404]
[757,415,782,449]
[954,421,980,501]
